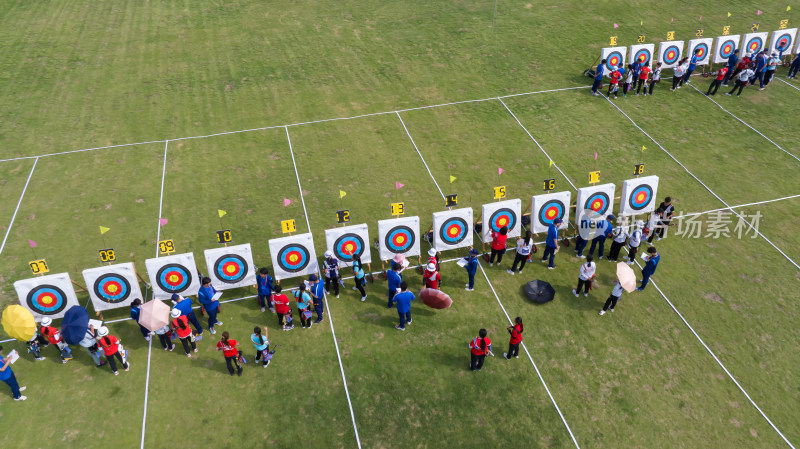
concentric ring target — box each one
[385,226,415,254]
[634,49,652,65]
[439,217,468,245]
[213,254,249,284]
[628,185,654,211]
[719,40,736,59]
[662,45,680,65]
[26,285,68,316]
[747,37,764,53]
[776,34,793,51]
[277,244,311,273]
[538,200,566,227]
[605,51,623,70]
[694,43,709,60]
[584,192,611,216]
[156,263,193,293]
[333,233,365,261]
[489,208,517,233]
[93,273,132,303]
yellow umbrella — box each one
[1,305,37,341]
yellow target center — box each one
[498,218,507,226]
[108,285,118,293]
[396,236,405,244]
[225,266,235,274]
[42,295,54,305]
[592,200,602,210]
[546,210,555,218]
[345,244,354,252]
[636,193,646,202]
[448,228,458,236]
[289,254,298,263]
[169,274,179,283]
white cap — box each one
[97,326,109,337]
[428,247,437,257]
[426,263,436,271]
[41,317,52,326]
[324,250,333,258]
[635,220,645,228]
[170,308,181,318]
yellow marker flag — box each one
[339,190,347,199]
[99,226,110,235]
[218,209,227,218]
[449,175,457,183]
[642,145,646,152]
[549,160,555,167]
[727,12,731,17]
[640,19,643,26]
[788,6,791,11]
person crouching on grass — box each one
[469,329,491,372]
[504,317,523,360]
[217,332,243,376]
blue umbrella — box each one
[60,306,89,345]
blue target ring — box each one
[628,185,654,211]
[489,208,517,233]
[333,233,365,261]
[213,254,248,284]
[747,36,764,54]
[605,51,624,71]
[775,34,793,51]
[26,285,68,315]
[538,200,566,227]
[385,225,415,254]
[662,45,680,65]
[634,48,652,66]
[584,192,611,216]
[93,273,131,303]
[719,39,737,59]
[277,244,310,273]
[439,217,468,245]
[156,263,193,293]
[693,43,710,61]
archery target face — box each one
[770,29,797,54]
[629,44,655,68]
[378,216,421,261]
[531,191,571,234]
[601,46,628,71]
[743,32,768,55]
[268,233,319,281]
[688,38,713,65]
[481,199,521,243]
[575,183,616,227]
[658,41,684,68]
[14,273,79,321]
[204,244,257,290]
[325,224,372,265]
[619,176,660,216]
[714,35,740,63]
[432,207,474,250]
[145,253,201,300]
[82,263,142,311]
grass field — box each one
[1,1,800,448]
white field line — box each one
[671,193,800,220]
[687,84,800,163]
[0,157,38,255]
[284,126,362,449]
[395,112,446,199]
[395,113,582,449]
[777,77,800,92]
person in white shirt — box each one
[507,230,533,275]
[671,58,688,91]
[599,281,625,315]
[725,68,756,97]
[626,221,644,265]
[572,256,596,297]
[607,222,629,262]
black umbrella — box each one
[525,280,555,304]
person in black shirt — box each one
[648,197,674,242]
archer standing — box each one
[394,282,416,331]
[464,248,479,291]
[171,308,198,356]
[387,262,402,307]
[648,62,662,95]
[607,220,629,262]
[350,254,368,302]
[588,214,614,260]
[426,247,440,272]
[507,230,533,275]
[626,221,644,265]
[572,255,596,298]
[323,251,340,298]
[683,48,700,83]
[541,218,561,269]
[423,263,441,289]
[591,60,606,96]
[722,49,739,85]
[251,327,271,368]
[635,63,651,95]
[309,274,326,323]
[171,294,203,336]
[217,331,243,377]
[637,247,661,291]
[293,283,314,329]
[488,225,508,266]
[256,268,274,313]
[272,285,294,331]
[707,66,728,96]
[197,277,223,335]
[0,345,26,401]
[96,326,129,375]
[469,329,491,372]
[503,318,523,360]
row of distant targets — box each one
[14,176,658,322]
[602,28,799,71]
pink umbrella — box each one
[616,262,637,293]
[138,299,171,332]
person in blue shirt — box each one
[308,274,326,323]
[350,253,367,302]
[683,48,700,84]
[394,282,416,331]
[540,218,562,269]
[323,251,341,298]
[637,247,661,291]
[197,277,223,335]
[753,51,768,89]
[171,294,203,336]
[722,49,739,85]
[588,215,614,260]
[574,217,590,258]
[631,59,642,83]
[788,52,800,79]
[256,268,274,313]
[464,247,479,290]
[591,59,606,96]
[130,298,151,341]
[0,345,26,401]
[293,283,315,328]
[386,263,402,308]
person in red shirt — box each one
[706,67,728,96]
[216,331,242,376]
[271,285,294,331]
[503,317,524,360]
[488,226,508,266]
[426,247,440,272]
[171,308,198,357]
[423,263,441,289]
[729,55,751,83]
[40,317,72,363]
[469,329,492,372]
[635,65,651,95]
[607,69,621,98]
[96,326,129,375]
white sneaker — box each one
[361,296,367,302]
[352,286,358,291]
[19,386,26,392]
[578,255,586,259]
[507,270,514,275]
[336,295,339,299]
[407,319,412,325]
[572,289,579,297]
[35,357,46,361]
[260,307,265,312]
[599,310,606,316]
[610,308,615,313]
[144,336,151,342]
[488,262,493,266]
[547,266,555,270]
[465,283,470,287]
[465,288,474,291]
[626,261,634,265]
[15,396,27,401]
[503,352,509,359]
[584,292,588,297]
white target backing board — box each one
[769,28,798,56]
[481,199,521,243]
[14,273,80,321]
[619,176,660,216]
[628,44,655,68]
[796,32,800,53]
[531,191,571,234]
[687,38,713,66]
[268,233,319,281]
[432,207,474,251]
[145,253,202,300]
[377,216,421,261]
[742,32,769,56]
[714,35,741,63]
[203,244,257,291]
[575,183,616,227]
[658,41,685,68]
[325,224,371,266]
[601,46,627,72]
[82,263,142,311]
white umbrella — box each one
[139,299,170,332]
[616,262,637,293]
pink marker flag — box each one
[283,198,292,207]
[699,15,702,21]
[671,17,674,23]
[757,9,763,15]
[594,152,598,160]
[613,23,619,29]
[395,181,404,190]
[159,218,168,226]
[28,239,37,248]
[498,167,505,175]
